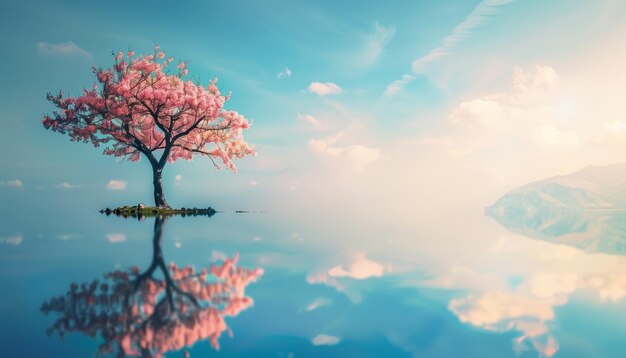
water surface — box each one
[2,208,626,357]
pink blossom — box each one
[42,47,256,203]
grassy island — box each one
[101,205,216,218]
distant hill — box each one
[486,163,626,255]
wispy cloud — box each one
[0,234,23,246]
[304,297,332,312]
[57,233,80,241]
[358,22,396,67]
[297,112,322,128]
[0,179,23,188]
[384,74,416,97]
[308,82,342,96]
[413,0,515,73]
[57,181,79,189]
[384,0,515,96]
[106,233,127,243]
[312,334,341,346]
[36,41,93,61]
[276,67,292,78]
[106,180,127,190]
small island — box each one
[101,204,216,218]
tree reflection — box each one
[40,216,263,357]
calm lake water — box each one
[2,207,626,357]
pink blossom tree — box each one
[43,46,255,207]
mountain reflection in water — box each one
[40,216,263,357]
[486,208,626,255]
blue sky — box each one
[3,3,626,355]
[1,0,626,212]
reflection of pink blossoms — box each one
[42,46,255,207]
[41,254,263,357]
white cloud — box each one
[175,174,183,182]
[536,125,579,146]
[0,234,23,246]
[385,0,515,96]
[57,181,79,189]
[449,291,560,357]
[328,252,385,280]
[106,180,127,190]
[106,233,126,243]
[450,65,559,131]
[0,179,23,188]
[359,22,396,67]
[603,120,626,136]
[276,67,292,78]
[250,180,258,186]
[593,121,626,144]
[306,252,386,302]
[422,65,572,158]
[304,297,332,312]
[383,74,415,97]
[297,112,322,128]
[308,132,380,171]
[312,334,341,346]
[36,41,93,60]
[308,82,342,96]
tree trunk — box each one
[152,165,169,208]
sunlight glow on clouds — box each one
[450,65,559,131]
[308,132,380,171]
[106,179,127,190]
[421,65,568,159]
[537,125,579,147]
[308,82,342,96]
[594,121,626,144]
[449,291,560,357]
